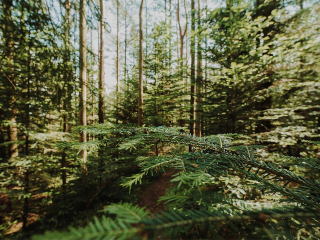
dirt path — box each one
[138,169,178,213]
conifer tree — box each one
[138,0,144,127]
[190,0,196,136]
[99,0,105,124]
[177,0,188,127]
[3,0,18,159]
[80,0,88,162]
[195,0,202,137]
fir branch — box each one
[121,157,180,190]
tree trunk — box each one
[90,28,93,130]
[80,0,87,163]
[60,0,71,194]
[169,0,172,75]
[195,0,202,137]
[22,28,32,230]
[116,0,120,124]
[190,0,196,136]
[124,0,127,85]
[99,0,105,124]
[138,0,144,127]
[63,0,71,133]
[65,0,72,134]
[145,0,148,86]
[4,0,18,159]
[203,0,208,136]
[177,0,187,74]
[177,0,188,127]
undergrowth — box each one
[32,125,320,240]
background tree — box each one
[80,0,88,162]
[138,0,145,127]
[190,0,196,136]
[195,0,202,137]
[99,0,105,125]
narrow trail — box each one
[138,169,178,213]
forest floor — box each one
[138,169,178,213]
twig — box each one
[0,69,15,89]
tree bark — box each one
[80,0,87,163]
[138,0,145,127]
[63,0,71,133]
[195,0,202,137]
[177,0,188,72]
[190,0,196,136]
[177,0,188,127]
[124,0,128,85]
[204,0,208,135]
[169,0,172,74]
[99,0,105,124]
[22,27,32,230]
[145,0,148,87]
[60,0,71,194]
[116,0,120,124]
[4,0,18,159]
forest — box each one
[0,0,320,239]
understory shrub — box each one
[33,125,320,240]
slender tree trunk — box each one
[154,56,158,126]
[99,0,105,124]
[185,21,188,75]
[169,0,172,75]
[190,0,196,136]
[177,0,188,127]
[203,0,208,136]
[98,0,105,184]
[61,0,71,194]
[66,0,72,134]
[165,0,168,77]
[164,0,168,75]
[177,0,188,72]
[124,0,128,85]
[22,167,29,230]
[91,28,94,130]
[124,22,127,82]
[4,0,18,159]
[22,29,32,230]
[86,36,90,141]
[80,0,87,163]
[165,0,167,23]
[63,0,71,133]
[138,0,145,127]
[176,16,179,68]
[195,0,202,137]
[145,0,148,86]
[116,0,120,124]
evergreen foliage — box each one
[0,0,319,239]
[32,125,320,239]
